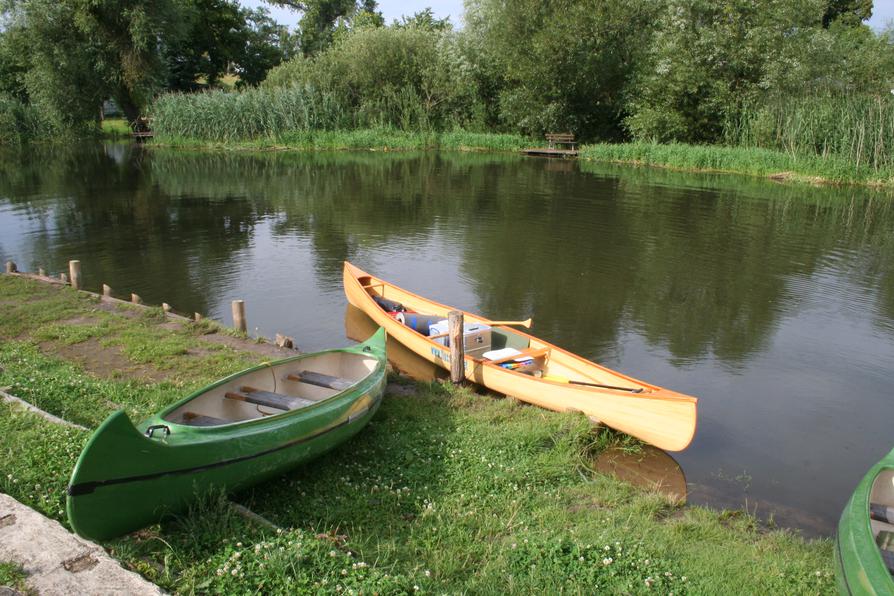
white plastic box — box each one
[429,320,492,357]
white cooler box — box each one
[429,320,492,357]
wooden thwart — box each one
[487,347,550,366]
[285,371,352,390]
[225,386,316,411]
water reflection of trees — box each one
[2,144,892,366]
[0,144,259,312]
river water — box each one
[2,142,893,535]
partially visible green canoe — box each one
[836,446,894,595]
[67,328,387,541]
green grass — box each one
[100,118,132,139]
[0,561,30,593]
[154,128,532,153]
[0,274,836,594]
[581,141,894,187]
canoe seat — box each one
[180,411,228,427]
[225,386,317,411]
[285,371,353,391]
[486,347,550,366]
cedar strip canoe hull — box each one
[835,447,894,595]
[66,328,387,541]
[343,262,697,452]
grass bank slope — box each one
[0,275,835,594]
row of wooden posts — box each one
[5,259,254,336]
[5,258,466,380]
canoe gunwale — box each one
[152,332,386,434]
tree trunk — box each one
[116,93,142,131]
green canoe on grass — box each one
[67,328,387,541]
[836,446,894,595]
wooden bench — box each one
[545,133,577,150]
[225,386,317,411]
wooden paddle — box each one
[482,317,532,328]
[536,372,644,393]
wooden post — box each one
[448,310,465,384]
[232,300,246,333]
[38,267,46,277]
[162,303,172,315]
[102,284,112,298]
[60,273,68,284]
[131,293,143,305]
[194,312,203,322]
[4,261,16,274]
[68,260,81,290]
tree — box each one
[66,0,189,123]
[823,0,872,27]
[465,0,658,139]
[263,0,381,55]
[394,8,452,31]
[164,0,246,92]
[624,0,827,143]
[236,8,296,87]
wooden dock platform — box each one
[521,147,579,157]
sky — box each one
[241,0,893,32]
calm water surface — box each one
[2,143,893,536]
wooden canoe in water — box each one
[835,447,894,594]
[67,328,387,541]
[344,262,697,451]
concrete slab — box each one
[0,494,164,595]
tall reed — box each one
[150,83,465,143]
[727,94,894,173]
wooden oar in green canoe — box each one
[66,328,387,541]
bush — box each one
[0,93,58,145]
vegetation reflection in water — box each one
[1,143,893,534]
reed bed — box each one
[581,141,894,186]
[728,94,894,174]
[151,86,350,143]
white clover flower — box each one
[602,558,613,566]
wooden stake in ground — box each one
[131,293,143,305]
[5,261,16,274]
[448,310,465,384]
[102,284,112,298]
[232,300,246,333]
[68,260,81,290]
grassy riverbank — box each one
[151,127,893,189]
[581,142,894,187]
[0,274,836,593]
[153,129,532,153]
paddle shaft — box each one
[568,379,644,393]
[530,371,643,393]
[484,318,532,328]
